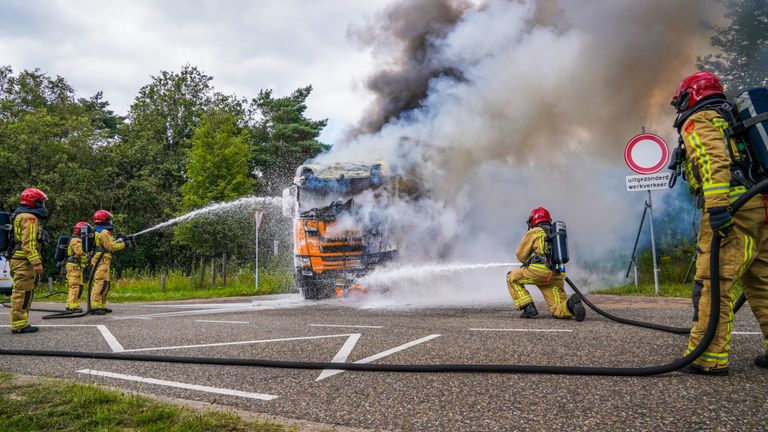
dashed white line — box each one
[310,324,384,329]
[195,320,249,324]
[732,331,763,335]
[317,333,362,381]
[317,334,441,380]
[468,328,573,333]
[122,333,355,353]
[77,369,278,401]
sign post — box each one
[254,211,265,292]
[624,132,669,295]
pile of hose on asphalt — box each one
[1,178,766,376]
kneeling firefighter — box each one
[8,188,49,334]
[506,207,585,321]
[64,222,90,312]
[669,71,768,375]
[90,210,129,315]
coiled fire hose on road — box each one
[1,178,766,375]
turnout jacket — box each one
[516,227,549,271]
[680,109,762,210]
[67,237,87,267]
[92,228,124,264]
[12,213,42,266]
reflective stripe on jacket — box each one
[12,213,42,266]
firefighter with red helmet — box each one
[506,207,585,321]
[90,210,128,315]
[671,71,768,375]
[64,222,90,312]
[9,188,49,334]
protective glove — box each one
[708,206,734,238]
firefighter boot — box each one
[12,325,39,334]
[755,354,768,369]
[566,294,586,322]
[520,303,538,318]
[681,363,729,376]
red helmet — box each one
[93,210,113,224]
[527,207,552,227]
[74,221,89,235]
[671,71,724,112]
[19,187,48,208]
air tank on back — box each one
[550,221,569,268]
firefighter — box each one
[506,207,586,321]
[90,210,127,315]
[64,222,89,312]
[671,71,768,375]
[8,188,48,334]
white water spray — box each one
[132,196,283,237]
[360,262,521,286]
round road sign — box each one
[624,133,669,175]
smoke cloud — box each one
[316,0,720,305]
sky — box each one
[0,0,392,143]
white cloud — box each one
[0,0,390,143]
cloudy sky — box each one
[0,0,393,143]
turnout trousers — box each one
[90,256,112,310]
[9,258,35,331]
[65,263,84,309]
[507,265,572,318]
[688,207,768,370]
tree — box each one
[697,0,768,93]
[175,109,255,255]
[249,86,328,195]
[0,66,120,237]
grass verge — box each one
[29,270,295,303]
[0,372,295,432]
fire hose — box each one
[1,178,766,375]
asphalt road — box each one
[1,293,767,431]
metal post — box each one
[254,211,264,293]
[633,258,639,289]
[647,190,660,295]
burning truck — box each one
[282,162,408,299]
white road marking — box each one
[195,320,249,324]
[732,331,763,335]
[317,333,362,381]
[77,369,277,401]
[310,324,384,329]
[0,324,125,352]
[96,325,125,353]
[122,333,355,353]
[317,334,441,380]
[113,316,152,320]
[468,328,573,333]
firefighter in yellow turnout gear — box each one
[671,71,768,375]
[9,188,49,334]
[90,210,126,315]
[506,207,585,321]
[65,222,90,312]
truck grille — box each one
[320,244,365,254]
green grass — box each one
[0,372,296,432]
[591,282,694,298]
[32,269,295,303]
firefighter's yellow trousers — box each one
[9,258,35,331]
[507,265,572,318]
[65,263,83,309]
[688,207,768,370]
[90,257,112,310]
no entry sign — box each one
[624,133,669,175]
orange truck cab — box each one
[282,162,399,299]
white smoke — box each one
[313,0,720,304]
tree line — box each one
[0,64,327,274]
